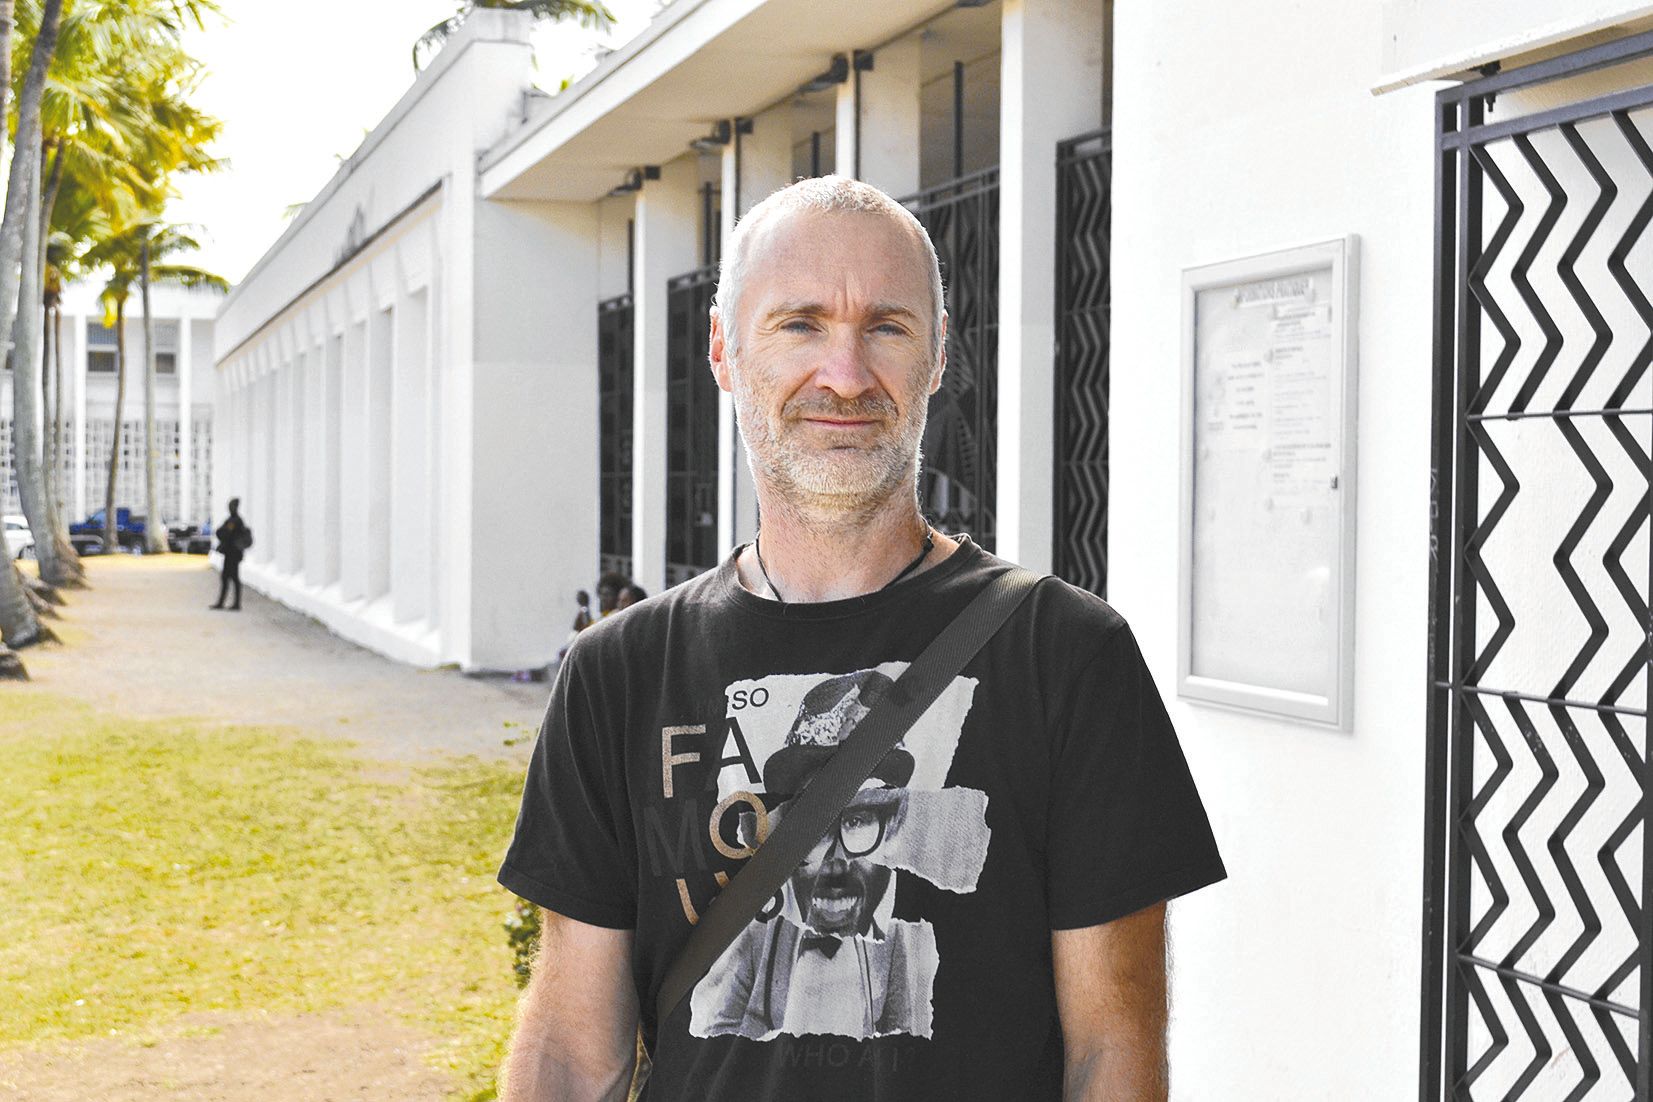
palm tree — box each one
[413,0,613,69]
[3,0,69,586]
[80,222,227,554]
[35,3,222,556]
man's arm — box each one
[1051,901,1169,1101]
[503,909,639,1102]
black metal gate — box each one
[901,168,999,551]
[598,293,634,580]
[666,266,719,586]
[1053,128,1111,597]
[1423,33,1653,1099]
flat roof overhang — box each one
[479,0,958,201]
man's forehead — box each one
[743,208,930,293]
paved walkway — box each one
[13,554,548,762]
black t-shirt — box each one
[499,536,1226,1101]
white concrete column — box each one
[302,340,326,587]
[339,316,370,601]
[470,198,599,670]
[857,37,923,199]
[366,307,394,600]
[323,331,343,587]
[996,0,1105,571]
[72,312,88,520]
[272,358,292,571]
[287,353,307,574]
[632,155,702,596]
[740,102,793,214]
[835,74,858,178]
[391,288,431,624]
[717,143,738,556]
[720,108,793,547]
[177,310,193,525]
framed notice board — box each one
[1177,237,1359,729]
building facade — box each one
[2,282,220,530]
[219,0,1653,1096]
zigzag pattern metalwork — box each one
[665,268,719,585]
[598,294,634,581]
[1430,52,1653,1101]
[903,170,999,552]
[1054,129,1111,597]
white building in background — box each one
[1,282,221,528]
[219,0,1653,1096]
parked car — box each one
[3,514,31,560]
[69,507,146,553]
[168,521,212,555]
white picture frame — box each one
[1177,236,1359,729]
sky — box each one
[172,0,660,285]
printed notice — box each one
[1190,263,1342,696]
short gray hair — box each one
[713,175,945,360]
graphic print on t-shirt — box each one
[688,664,991,1042]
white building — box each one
[219,1,1653,1096]
[2,282,220,529]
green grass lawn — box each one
[0,693,529,1099]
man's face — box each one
[788,786,905,937]
[710,210,945,510]
[597,584,618,612]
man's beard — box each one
[733,369,929,510]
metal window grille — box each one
[599,293,635,580]
[899,167,1000,551]
[191,414,212,526]
[1054,128,1112,598]
[0,416,16,513]
[1423,31,1653,1100]
[665,266,720,586]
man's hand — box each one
[502,909,638,1101]
[1051,901,1169,1101]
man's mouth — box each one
[809,881,865,926]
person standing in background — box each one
[210,497,251,611]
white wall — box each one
[1110,2,1437,1097]
[469,198,601,670]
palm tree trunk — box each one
[3,0,71,584]
[104,299,127,554]
[0,554,42,650]
[13,136,81,586]
[140,239,166,554]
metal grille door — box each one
[665,267,719,586]
[1054,128,1112,597]
[901,168,999,551]
[1423,35,1653,1100]
[599,294,634,580]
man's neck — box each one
[736,488,960,603]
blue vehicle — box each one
[69,508,145,554]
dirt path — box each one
[4,554,552,1100]
[14,554,549,762]
[0,1010,454,1102]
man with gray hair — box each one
[498,175,1225,1100]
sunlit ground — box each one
[0,693,526,1100]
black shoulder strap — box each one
[653,565,1043,1029]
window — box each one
[87,320,118,373]
[157,352,176,375]
[155,320,179,375]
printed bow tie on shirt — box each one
[799,933,843,958]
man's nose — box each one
[811,328,877,399]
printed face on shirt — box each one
[711,209,946,510]
[788,785,906,937]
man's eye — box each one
[782,319,815,332]
[872,323,904,336]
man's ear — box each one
[709,307,733,393]
[928,312,949,394]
